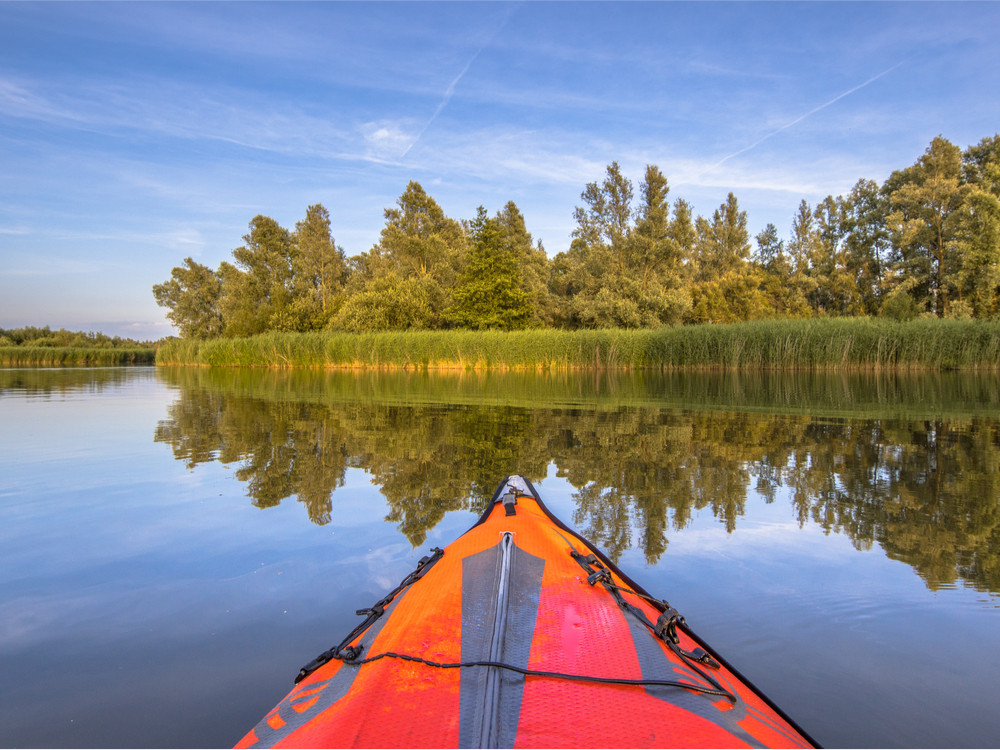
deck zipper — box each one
[480,531,514,749]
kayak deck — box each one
[237,476,814,748]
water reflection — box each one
[153,368,1000,593]
[0,366,144,396]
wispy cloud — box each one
[0,74,357,161]
[398,125,608,187]
[698,61,906,178]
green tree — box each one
[754,223,785,273]
[572,161,633,274]
[786,200,820,313]
[947,135,1000,317]
[330,273,441,332]
[494,201,554,326]
[557,164,690,327]
[445,210,534,330]
[218,215,296,336]
[668,198,697,278]
[291,204,347,329]
[810,196,859,315]
[754,223,809,318]
[886,136,964,316]
[686,193,763,323]
[342,182,467,330]
[693,192,750,280]
[633,166,679,289]
[948,183,1000,317]
[374,181,467,286]
[152,257,224,339]
[962,134,1000,192]
[842,179,891,315]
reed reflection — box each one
[153,367,1000,594]
[0,366,142,396]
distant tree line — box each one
[0,325,155,349]
[154,134,1000,339]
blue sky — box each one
[2,1,999,339]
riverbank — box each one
[0,346,156,366]
[154,318,1000,371]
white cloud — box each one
[361,121,416,161]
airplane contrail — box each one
[401,6,518,158]
[401,53,483,158]
[699,61,905,177]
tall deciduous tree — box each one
[786,200,820,312]
[948,186,1000,317]
[558,163,690,327]
[962,134,1000,192]
[754,223,785,272]
[687,193,761,323]
[693,192,750,279]
[632,165,674,287]
[886,136,964,316]
[842,179,891,315]
[218,215,296,336]
[292,204,346,328]
[754,224,809,318]
[572,161,633,273]
[668,198,697,285]
[810,195,859,315]
[152,257,223,339]
[338,182,467,330]
[948,140,1000,316]
[374,181,467,286]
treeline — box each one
[0,326,157,365]
[0,325,156,348]
[154,134,1000,338]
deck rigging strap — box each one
[332,650,736,699]
[566,546,733,702]
[294,547,445,684]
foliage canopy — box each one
[153,132,1000,339]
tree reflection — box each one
[153,368,1000,594]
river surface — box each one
[2,366,999,748]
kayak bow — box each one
[238,475,815,748]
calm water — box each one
[2,366,999,748]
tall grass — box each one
[0,346,156,366]
[154,318,1000,371]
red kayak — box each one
[238,475,815,748]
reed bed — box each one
[154,319,1000,371]
[0,347,156,366]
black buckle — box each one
[416,548,443,569]
[688,647,721,669]
[337,645,364,662]
[586,568,612,586]
[654,607,685,644]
